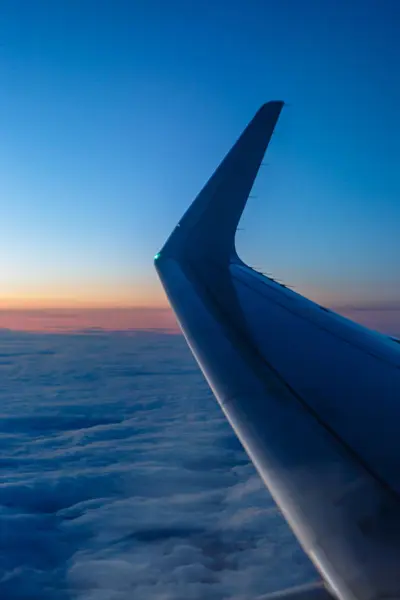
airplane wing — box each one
[154,102,400,600]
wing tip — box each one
[257,100,285,123]
[155,100,285,266]
[260,100,285,110]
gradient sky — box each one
[0,1,399,326]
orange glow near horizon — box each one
[0,279,352,311]
[0,275,177,333]
[1,281,398,336]
[0,279,169,310]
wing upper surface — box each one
[155,103,400,600]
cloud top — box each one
[0,331,315,599]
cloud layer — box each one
[0,330,315,599]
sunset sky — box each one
[1,0,399,332]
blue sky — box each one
[0,0,399,309]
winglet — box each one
[156,101,284,267]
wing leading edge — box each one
[155,102,400,600]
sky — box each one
[0,0,399,330]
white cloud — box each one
[0,330,316,598]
